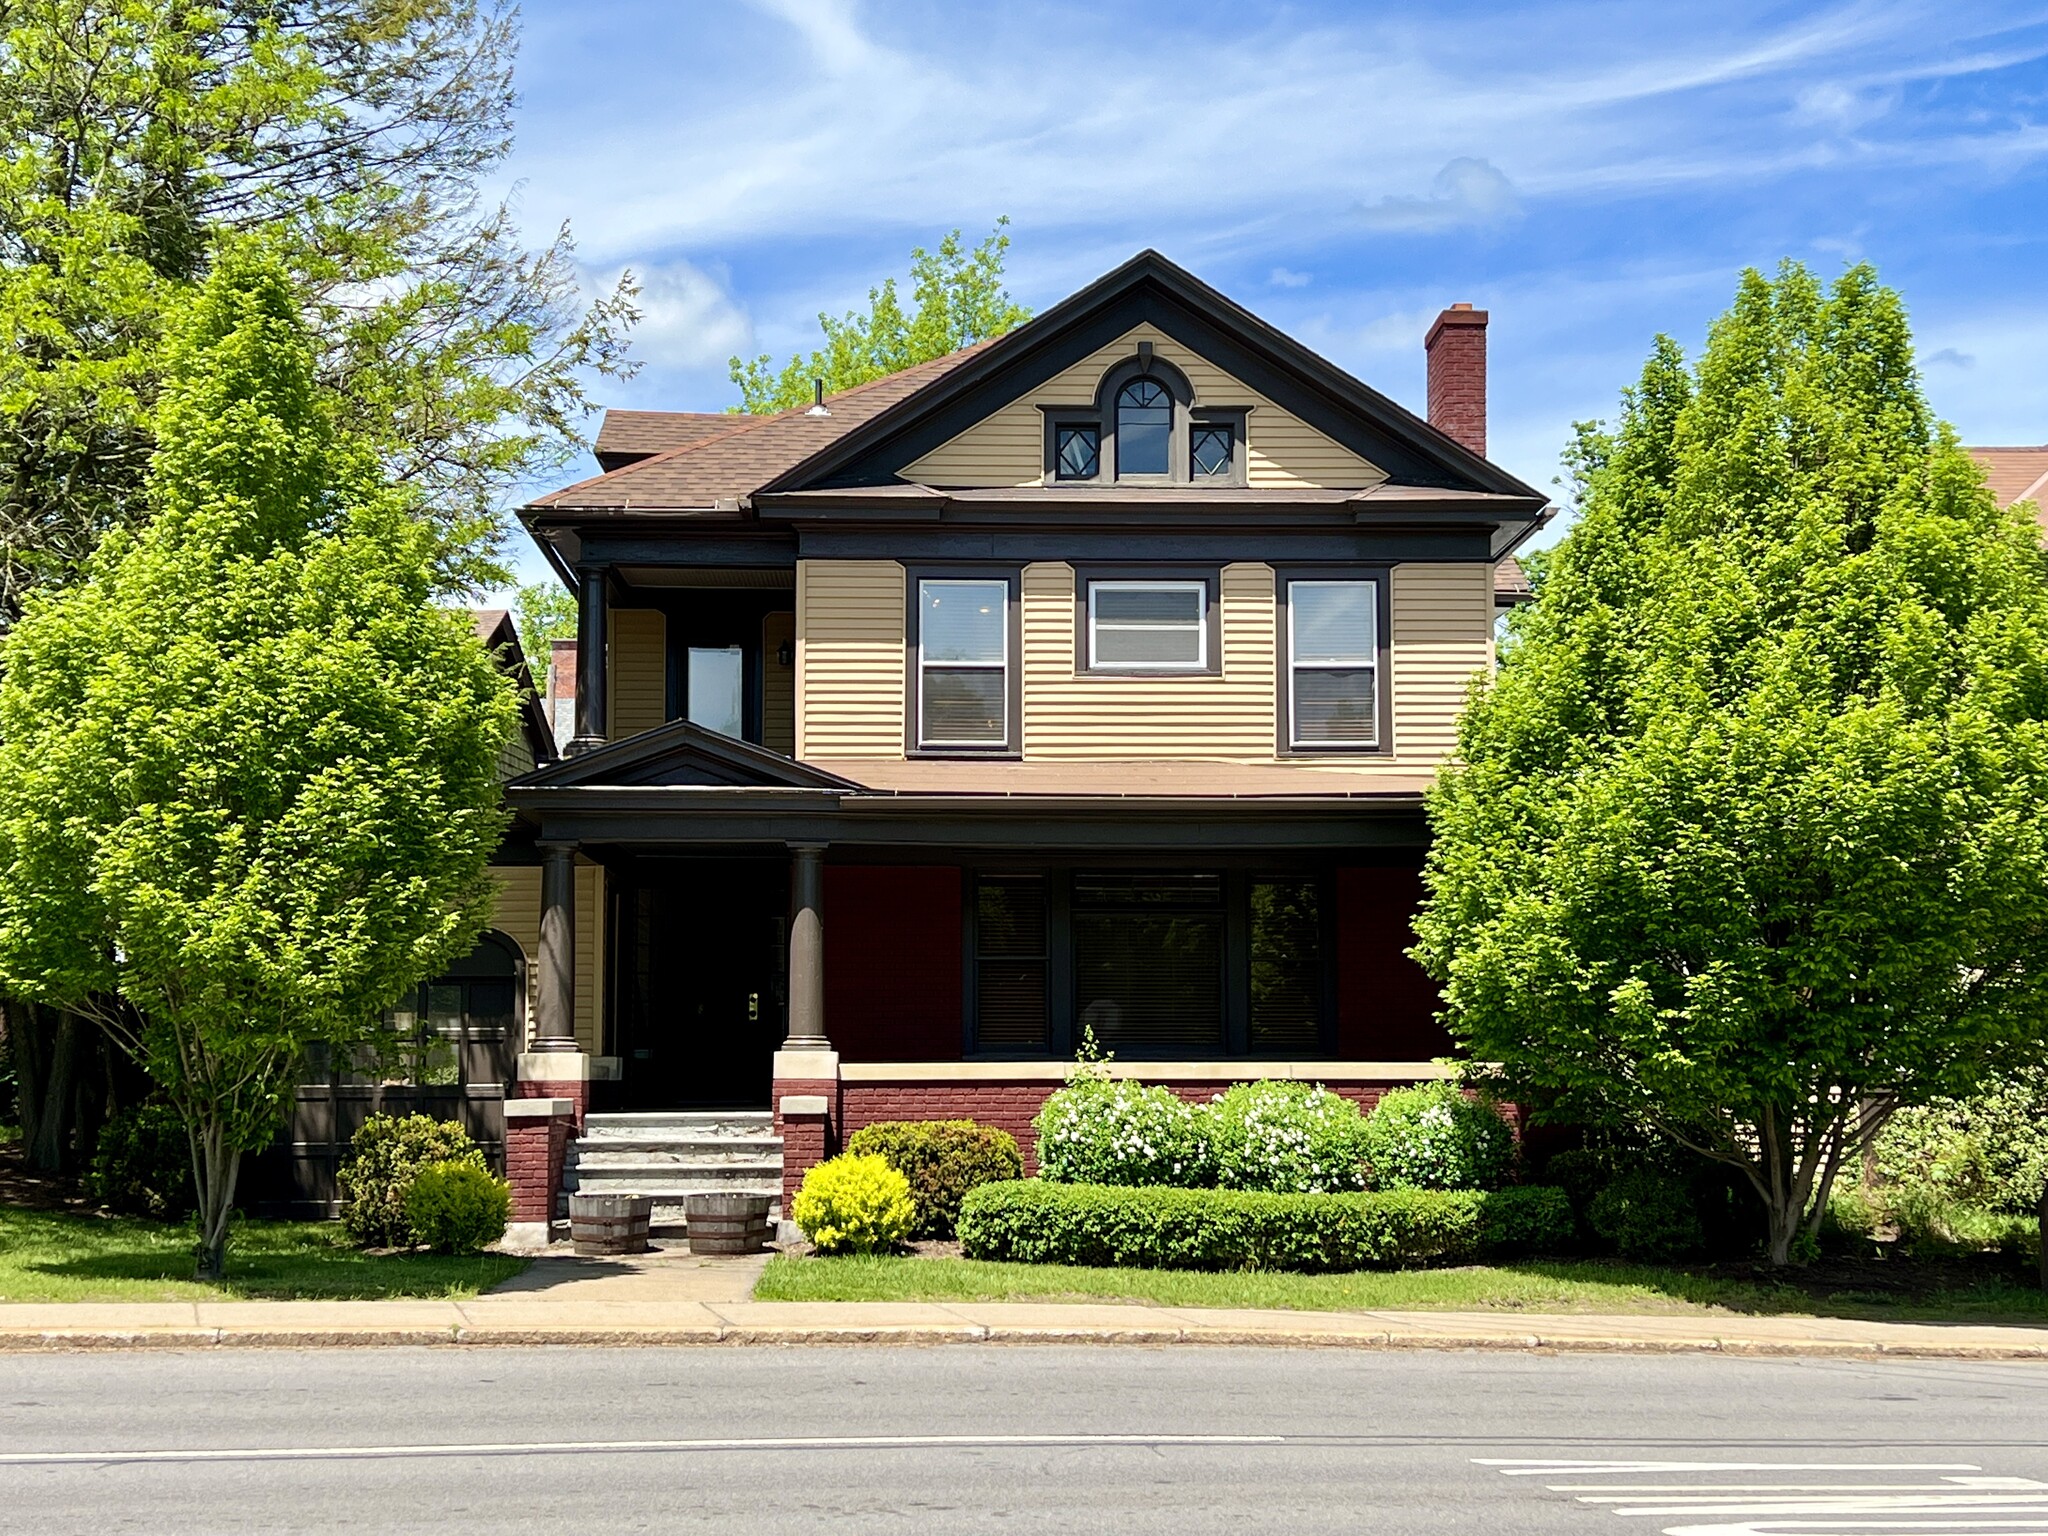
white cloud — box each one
[1269,266,1313,288]
[1358,158,1522,234]
[599,258,753,369]
[742,0,882,76]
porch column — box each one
[784,842,829,1050]
[568,562,608,755]
[532,841,579,1053]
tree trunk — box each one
[13,1003,84,1172]
[189,1117,242,1283]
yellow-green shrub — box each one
[791,1153,915,1254]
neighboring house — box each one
[1968,444,2048,524]
[475,250,1549,1237]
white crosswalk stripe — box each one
[1477,1457,2048,1535]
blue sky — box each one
[494,0,2048,587]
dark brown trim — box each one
[1068,563,1223,677]
[903,565,1025,759]
[1273,567,1395,757]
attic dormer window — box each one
[1115,378,1171,476]
[1054,423,1099,480]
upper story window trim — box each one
[1038,352,1250,489]
[905,566,1023,758]
[1079,572,1220,675]
[1275,568,1393,756]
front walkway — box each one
[1,1249,2046,1358]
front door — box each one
[613,859,787,1108]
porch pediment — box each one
[508,719,863,791]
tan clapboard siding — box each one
[1389,563,1493,765]
[761,610,796,755]
[1021,562,1279,759]
[488,862,604,1054]
[903,323,1385,490]
[796,560,906,759]
[607,607,668,737]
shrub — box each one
[404,1160,510,1254]
[1876,1069,2048,1218]
[1360,1081,1516,1191]
[1034,1079,1214,1188]
[1208,1081,1370,1194]
[957,1180,1573,1272]
[844,1120,1023,1239]
[1588,1167,1703,1261]
[339,1113,486,1248]
[89,1102,196,1218]
[791,1153,916,1255]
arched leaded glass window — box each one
[1115,377,1171,476]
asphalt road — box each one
[4,1346,2047,1534]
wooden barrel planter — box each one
[686,1193,772,1256]
[569,1193,653,1256]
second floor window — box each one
[1087,580,1207,671]
[1055,423,1099,480]
[1116,377,1171,475]
[917,578,1009,748]
[1287,579,1380,748]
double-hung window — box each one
[1087,580,1207,671]
[1286,578,1381,748]
[917,577,1010,749]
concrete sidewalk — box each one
[3,1248,2047,1357]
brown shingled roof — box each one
[594,410,757,470]
[1493,557,1532,604]
[1970,446,2048,524]
[532,344,996,514]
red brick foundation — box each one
[504,1099,574,1227]
[516,1076,591,1130]
[773,1078,840,1208]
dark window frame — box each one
[1274,567,1393,757]
[903,565,1024,759]
[961,864,1336,1059]
[1036,356,1253,488]
[1070,564,1223,677]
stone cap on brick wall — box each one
[779,1094,830,1117]
[504,1097,573,1119]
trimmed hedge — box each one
[844,1120,1023,1239]
[405,1160,511,1254]
[957,1180,1573,1272]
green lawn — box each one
[755,1252,2048,1323]
[0,1206,527,1303]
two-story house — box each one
[484,251,1548,1239]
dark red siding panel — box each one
[1335,864,1451,1061]
[823,865,963,1062]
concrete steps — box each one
[561,1111,782,1228]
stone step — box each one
[567,1162,783,1192]
[569,1135,784,1160]
[569,1152,784,1178]
[585,1122,774,1146]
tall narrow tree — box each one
[0,249,514,1277]
[1413,263,2048,1265]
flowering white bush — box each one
[1361,1081,1516,1191]
[1208,1081,1371,1194]
[1033,1079,1214,1187]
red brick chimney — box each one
[1425,302,1488,457]
[548,638,578,753]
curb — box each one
[4,1325,2048,1359]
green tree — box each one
[729,220,1028,413]
[0,249,515,1278]
[1412,262,2048,1266]
[0,0,637,622]
[513,579,576,696]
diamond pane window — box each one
[1191,424,1233,478]
[1116,378,1171,476]
[1055,424,1099,480]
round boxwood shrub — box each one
[843,1120,1023,1239]
[1033,1078,1214,1188]
[404,1160,511,1254]
[791,1152,916,1255]
[89,1102,196,1218]
[1588,1166,1704,1260]
[339,1113,486,1248]
[1208,1081,1371,1194]
[1360,1081,1515,1192]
